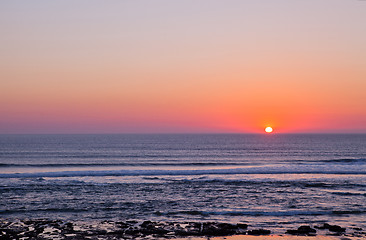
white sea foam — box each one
[0,164,365,178]
[163,210,365,217]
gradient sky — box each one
[1,0,365,133]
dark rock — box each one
[217,223,237,230]
[286,226,316,236]
[352,227,362,231]
[175,222,201,236]
[63,222,74,233]
[116,221,129,229]
[24,231,38,238]
[175,229,201,236]
[316,223,346,232]
[186,222,202,235]
[237,223,248,229]
[108,229,125,235]
[328,225,346,232]
[34,226,45,234]
[202,222,238,236]
[141,227,169,235]
[49,219,62,228]
[23,220,36,225]
[84,229,107,236]
[124,227,141,235]
[174,222,240,236]
[141,220,153,228]
[139,221,169,235]
[248,229,271,235]
[126,220,138,224]
[1,228,24,236]
[298,226,316,233]
[188,222,201,229]
[286,229,300,235]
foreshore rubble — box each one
[0,219,365,239]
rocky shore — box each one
[0,219,365,240]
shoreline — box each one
[1,219,365,239]
[175,236,361,240]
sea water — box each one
[0,134,365,231]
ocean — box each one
[0,134,365,233]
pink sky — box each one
[1,1,365,133]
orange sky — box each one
[0,1,365,133]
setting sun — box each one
[265,127,273,133]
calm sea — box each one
[0,134,365,231]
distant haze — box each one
[1,0,365,133]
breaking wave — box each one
[1,164,365,178]
[159,210,366,217]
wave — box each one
[1,165,365,178]
[1,158,365,168]
[0,162,247,168]
[320,158,366,163]
[157,209,366,217]
[330,192,366,196]
[2,209,364,217]
[0,208,89,215]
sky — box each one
[1,0,365,134]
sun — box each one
[265,127,273,133]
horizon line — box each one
[1,132,366,135]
